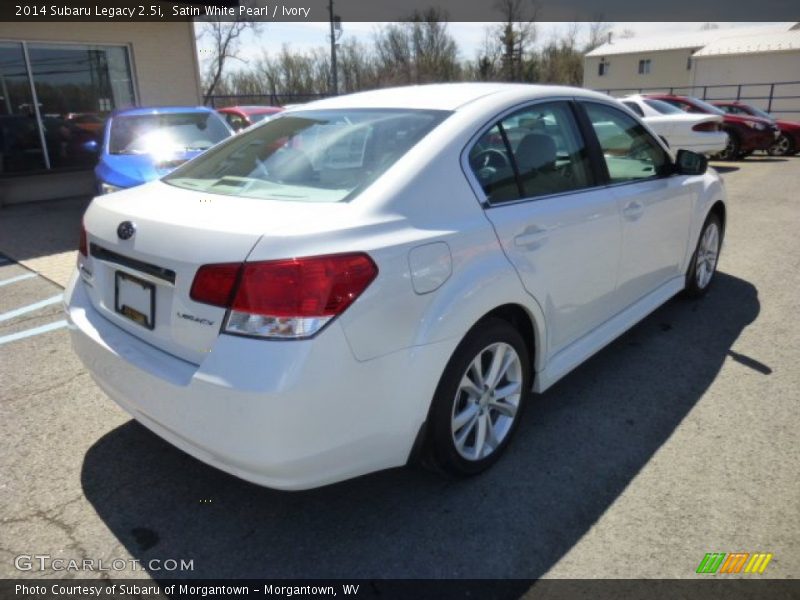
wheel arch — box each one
[407,300,543,467]
[709,199,726,236]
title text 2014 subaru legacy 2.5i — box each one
[65,84,726,490]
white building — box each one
[583,23,800,119]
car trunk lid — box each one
[80,180,349,364]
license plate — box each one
[115,271,155,330]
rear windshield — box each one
[109,112,231,155]
[643,98,684,115]
[686,98,726,116]
[163,109,450,203]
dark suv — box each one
[645,94,779,160]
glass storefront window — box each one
[0,42,46,174]
[0,41,136,175]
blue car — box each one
[95,106,232,194]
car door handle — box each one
[622,200,644,221]
[514,226,548,247]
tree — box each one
[199,19,261,102]
[492,0,539,81]
[373,9,460,85]
[538,23,583,85]
[584,20,612,53]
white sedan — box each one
[620,94,728,156]
[65,84,726,490]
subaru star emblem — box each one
[117,221,136,240]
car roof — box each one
[111,106,214,117]
[294,83,611,112]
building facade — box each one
[0,22,202,203]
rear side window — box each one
[583,102,671,183]
[468,101,594,203]
[165,109,450,203]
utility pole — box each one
[328,0,341,95]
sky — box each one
[194,22,786,74]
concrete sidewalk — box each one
[0,195,90,288]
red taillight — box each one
[232,254,378,318]
[78,222,88,257]
[190,263,241,307]
[693,122,718,132]
[190,253,378,338]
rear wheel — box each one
[685,213,722,298]
[426,318,530,476]
[768,133,795,156]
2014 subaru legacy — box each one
[65,84,726,490]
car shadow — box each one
[709,165,739,174]
[81,272,761,579]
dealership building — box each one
[0,22,202,204]
[584,23,800,119]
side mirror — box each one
[675,149,707,176]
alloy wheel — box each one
[769,134,790,156]
[695,221,720,289]
[450,342,522,461]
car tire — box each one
[716,133,740,161]
[425,317,531,477]
[684,213,723,298]
[768,133,795,157]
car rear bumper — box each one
[680,131,728,155]
[64,272,452,490]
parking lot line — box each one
[0,273,37,287]
[0,320,68,346]
[0,294,63,323]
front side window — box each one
[583,102,671,183]
[468,101,593,203]
[109,112,231,155]
[165,109,449,203]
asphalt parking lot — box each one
[1,156,798,581]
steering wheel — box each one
[471,149,509,170]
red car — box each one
[216,105,283,132]
[644,94,779,160]
[711,101,800,157]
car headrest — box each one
[515,133,557,173]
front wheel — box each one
[768,133,795,156]
[685,213,722,298]
[426,318,531,476]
